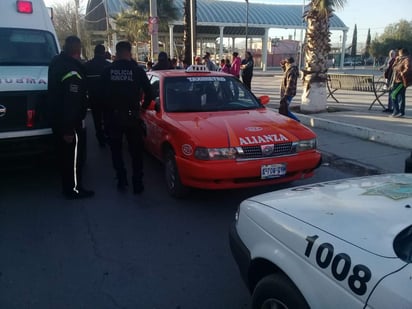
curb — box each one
[297,113,412,150]
[320,151,384,177]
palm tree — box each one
[301,0,346,113]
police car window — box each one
[0,28,58,66]
[393,224,412,263]
[163,76,261,112]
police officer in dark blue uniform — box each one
[101,41,153,194]
[85,44,111,147]
[47,35,94,199]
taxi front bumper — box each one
[176,150,322,189]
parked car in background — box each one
[343,58,364,66]
[230,173,412,309]
[141,65,322,197]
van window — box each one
[0,28,58,66]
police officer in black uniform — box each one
[101,41,153,194]
[47,35,94,199]
[85,44,111,147]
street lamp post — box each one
[245,0,249,52]
[190,0,197,65]
[298,0,305,69]
[149,0,159,61]
[74,0,80,39]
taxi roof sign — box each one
[186,65,210,73]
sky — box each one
[230,0,412,44]
[44,0,412,44]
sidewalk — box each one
[252,69,412,175]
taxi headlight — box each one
[296,138,317,152]
[194,147,238,160]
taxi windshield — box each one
[163,76,262,112]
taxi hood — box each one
[0,66,48,92]
[168,108,315,146]
[244,173,412,258]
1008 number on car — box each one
[304,235,372,296]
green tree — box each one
[363,28,371,60]
[350,24,357,58]
[301,0,347,113]
[114,0,178,55]
[370,20,412,63]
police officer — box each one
[85,44,111,147]
[47,35,94,199]
[101,41,153,194]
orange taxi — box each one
[142,65,322,197]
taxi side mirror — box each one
[259,95,270,105]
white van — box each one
[0,0,60,163]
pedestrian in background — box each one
[47,35,94,199]
[220,58,231,73]
[194,56,202,65]
[152,51,173,70]
[101,41,153,194]
[279,57,300,122]
[230,51,241,79]
[240,51,254,91]
[390,48,411,118]
[85,44,111,147]
[203,52,218,71]
[382,49,397,113]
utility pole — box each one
[245,0,249,52]
[190,0,197,64]
[74,0,81,39]
[298,0,305,69]
[149,0,159,61]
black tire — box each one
[252,273,309,309]
[164,149,188,198]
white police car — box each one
[230,173,412,309]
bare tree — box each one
[48,0,92,58]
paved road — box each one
[0,115,357,309]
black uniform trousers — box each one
[106,115,144,185]
[242,73,252,91]
[52,123,86,194]
[89,96,106,144]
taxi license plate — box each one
[261,164,286,179]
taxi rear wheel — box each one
[164,149,188,198]
[252,273,309,309]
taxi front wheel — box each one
[164,149,188,198]
[252,273,309,309]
